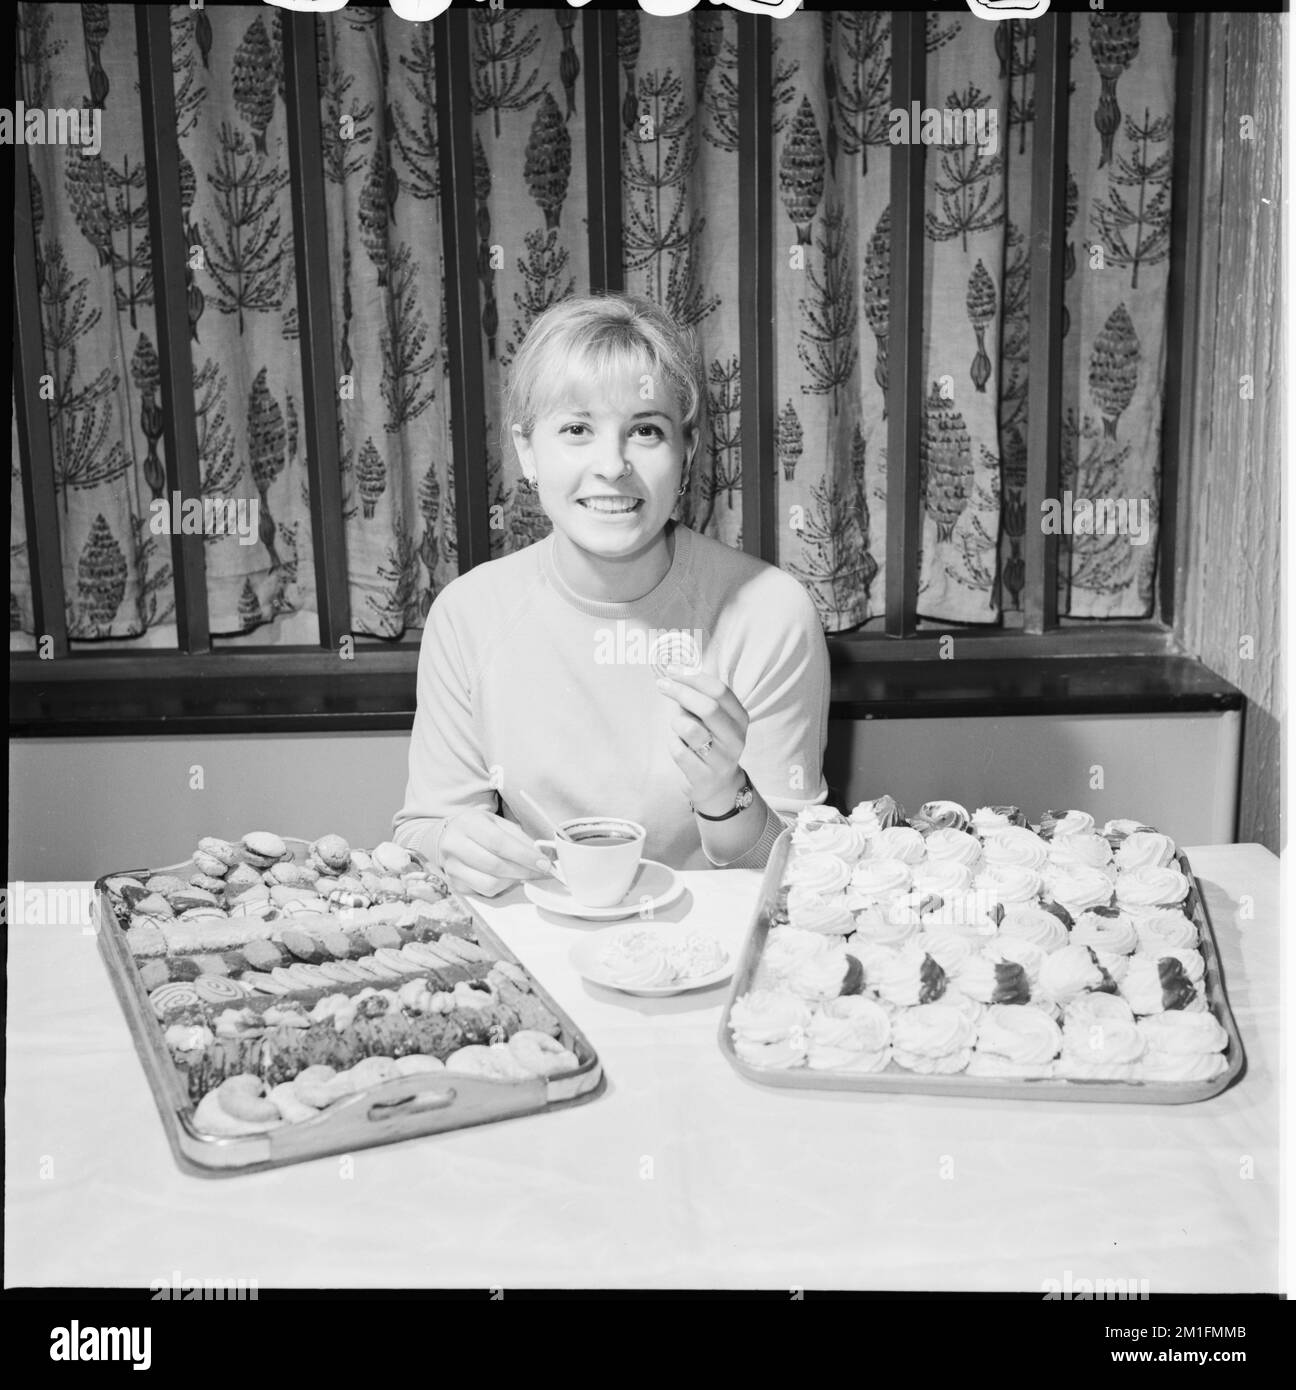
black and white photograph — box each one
[5,0,1289,1337]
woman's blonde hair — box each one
[502,293,706,455]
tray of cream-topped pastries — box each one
[95,830,603,1173]
[719,798,1245,1103]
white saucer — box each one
[570,925,732,996]
[522,858,684,921]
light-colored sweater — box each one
[392,522,831,872]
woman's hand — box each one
[437,809,554,898]
[656,667,751,814]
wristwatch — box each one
[693,770,755,821]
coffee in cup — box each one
[536,817,645,907]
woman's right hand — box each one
[437,809,555,898]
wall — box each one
[11,710,1241,882]
[1177,11,1284,852]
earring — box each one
[520,474,537,492]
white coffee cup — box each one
[535,818,646,908]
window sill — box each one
[10,647,1244,736]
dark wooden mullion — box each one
[737,16,775,561]
[282,12,351,648]
[1022,12,1070,635]
[1160,13,1207,631]
[583,8,623,295]
[434,7,491,573]
[12,138,68,657]
[885,13,925,637]
[136,5,209,653]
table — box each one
[4,845,1282,1292]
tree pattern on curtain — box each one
[10,7,1177,649]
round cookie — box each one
[224,863,264,896]
[241,831,287,868]
[150,982,200,1017]
[195,974,248,1005]
[197,837,241,868]
[371,841,412,875]
[311,834,352,873]
[280,930,327,964]
[191,850,231,879]
[188,871,228,895]
[145,874,190,897]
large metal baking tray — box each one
[95,839,604,1174]
[718,830,1246,1103]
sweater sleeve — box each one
[391,584,498,869]
[728,571,832,834]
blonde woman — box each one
[393,293,830,896]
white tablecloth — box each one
[4,845,1281,1292]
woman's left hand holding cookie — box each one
[656,667,750,815]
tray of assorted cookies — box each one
[719,798,1245,1103]
[95,831,603,1173]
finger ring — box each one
[691,737,714,760]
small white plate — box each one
[523,858,684,921]
[570,925,732,997]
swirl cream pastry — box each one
[950,954,1031,1006]
[973,863,1043,907]
[850,894,921,948]
[1136,1010,1227,1056]
[913,800,972,833]
[912,859,975,897]
[757,927,843,989]
[923,827,983,869]
[971,805,1025,837]
[1134,945,1205,984]
[1138,1050,1228,1082]
[1113,865,1191,915]
[598,929,675,988]
[1071,908,1140,955]
[851,794,907,832]
[791,816,869,865]
[1040,809,1096,838]
[983,936,1045,987]
[786,885,855,936]
[806,996,892,1072]
[918,889,998,938]
[891,1003,976,1074]
[1116,830,1177,871]
[997,903,1069,953]
[983,827,1050,872]
[785,851,853,896]
[869,826,927,865]
[1057,1015,1145,1079]
[909,930,975,975]
[1063,991,1135,1028]
[844,939,901,990]
[782,944,854,1003]
[967,1004,1062,1078]
[872,945,950,1008]
[1122,955,1202,1016]
[1134,910,1199,953]
[1038,944,1110,1003]
[1046,832,1115,873]
[1044,863,1117,915]
[1102,818,1151,839]
[728,990,812,1068]
[848,857,913,901]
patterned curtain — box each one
[11,6,1177,650]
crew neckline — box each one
[540,522,694,618]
